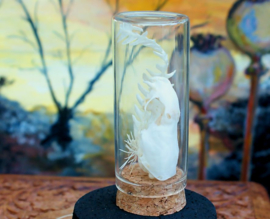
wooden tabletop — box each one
[0,175,269,219]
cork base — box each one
[116,164,186,216]
[116,188,186,216]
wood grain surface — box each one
[0,175,269,219]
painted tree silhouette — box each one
[14,0,168,152]
[0,76,14,95]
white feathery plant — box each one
[119,132,138,170]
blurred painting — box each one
[0,0,270,192]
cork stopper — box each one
[116,164,186,216]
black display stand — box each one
[73,185,216,219]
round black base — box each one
[73,185,217,219]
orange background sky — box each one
[0,0,269,115]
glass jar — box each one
[113,11,189,199]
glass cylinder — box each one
[113,11,189,213]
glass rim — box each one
[113,11,189,26]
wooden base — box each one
[116,188,186,216]
[116,164,186,216]
[73,185,217,219]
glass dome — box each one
[113,11,190,199]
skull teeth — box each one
[146,69,160,77]
[138,84,148,96]
[143,73,152,82]
[156,64,167,73]
[132,115,140,128]
[166,70,176,79]
[144,81,154,88]
[136,94,144,106]
[134,104,143,120]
